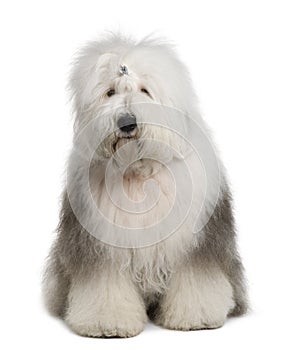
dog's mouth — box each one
[112,134,138,152]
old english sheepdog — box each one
[43,34,248,337]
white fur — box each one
[155,263,235,330]
[66,267,147,337]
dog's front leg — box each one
[155,258,235,330]
[65,267,147,338]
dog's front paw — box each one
[155,310,226,331]
[154,266,235,331]
[154,292,232,331]
[65,270,147,337]
[67,317,145,338]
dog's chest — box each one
[91,163,176,229]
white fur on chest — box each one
[68,148,222,292]
[90,160,176,230]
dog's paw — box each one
[155,312,226,331]
[154,287,233,331]
[68,318,145,338]
[66,305,147,338]
[65,272,148,337]
[154,289,232,331]
[154,264,235,331]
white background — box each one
[0,0,286,349]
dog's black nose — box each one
[117,114,137,133]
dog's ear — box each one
[69,52,117,115]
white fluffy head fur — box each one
[68,34,208,164]
[70,34,200,125]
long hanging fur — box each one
[43,33,248,337]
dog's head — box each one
[69,34,203,174]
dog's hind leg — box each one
[202,189,249,317]
[226,255,249,316]
[43,256,70,318]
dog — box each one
[43,33,248,337]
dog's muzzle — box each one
[112,113,139,153]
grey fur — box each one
[199,190,248,316]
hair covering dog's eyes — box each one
[106,89,115,97]
[141,88,149,95]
